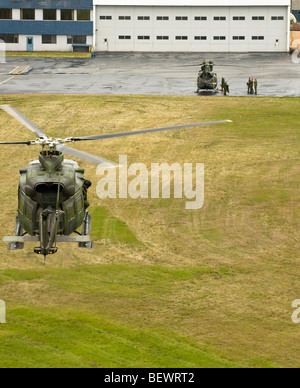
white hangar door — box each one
[228,7,250,52]
[95,6,136,52]
[265,6,288,52]
[96,5,154,52]
[208,7,230,53]
[229,6,288,53]
[95,5,232,52]
[95,5,288,52]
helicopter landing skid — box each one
[78,210,94,249]
[8,242,24,250]
[196,88,219,95]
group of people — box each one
[220,77,259,96]
[247,78,258,95]
[201,60,214,73]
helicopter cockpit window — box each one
[35,183,64,194]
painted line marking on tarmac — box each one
[9,66,30,75]
[9,66,19,75]
[0,76,15,85]
[22,66,30,74]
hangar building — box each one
[0,0,93,52]
[93,0,291,52]
[0,0,291,52]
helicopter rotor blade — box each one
[175,63,249,68]
[0,140,31,145]
[56,145,118,168]
[71,120,233,142]
[1,105,48,138]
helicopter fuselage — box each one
[16,151,90,257]
[197,71,218,91]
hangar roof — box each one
[93,0,290,6]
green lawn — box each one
[0,95,299,368]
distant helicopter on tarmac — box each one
[196,61,218,94]
[0,105,232,263]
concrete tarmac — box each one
[0,52,299,97]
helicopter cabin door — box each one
[27,37,34,52]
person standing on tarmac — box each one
[254,79,258,95]
[223,81,229,96]
[201,60,207,72]
[221,78,226,93]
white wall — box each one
[94,0,290,6]
[12,9,20,20]
[95,5,289,52]
[35,9,43,21]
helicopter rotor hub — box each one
[30,137,74,149]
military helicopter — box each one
[0,105,232,263]
[196,61,218,94]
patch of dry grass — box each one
[0,95,299,367]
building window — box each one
[176,36,188,40]
[67,35,87,44]
[42,35,57,44]
[252,36,265,40]
[43,9,56,21]
[77,10,90,21]
[138,16,150,20]
[233,36,245,40]
[195,36,207,40]
[137,36,150,40]
[233,16,245,20]
[214,36,226,40]
[100,16,112,20]
[271,16,284,21]
[119,16,131,20]
[157,16,169,21]
[0,9,12,20]
[0,34,18,43]
[252,16,265,20]
[157,36,169,40]
[21,9,35,20]
[119,36,131,40]
[61,9,74,21]
[176,16,188,21]
[195,16,207,21]
[214,16,226,21]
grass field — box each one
[0,94,299,368]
